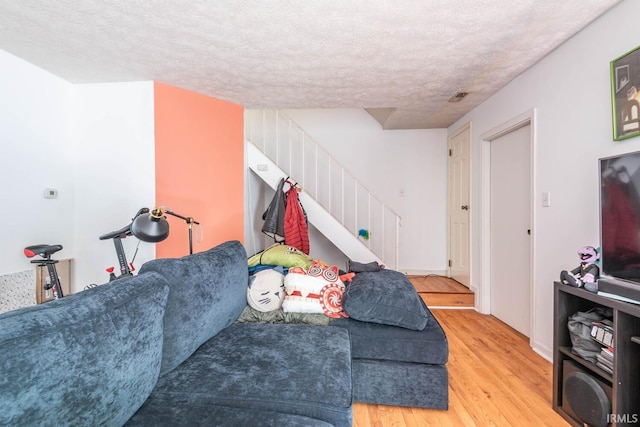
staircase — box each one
[245,110,400,269]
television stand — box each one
[553,282,640,426]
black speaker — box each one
[562,360,612,427]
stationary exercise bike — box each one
[24,244,65,300]
[24,208,151,300]
[99,207,149,281]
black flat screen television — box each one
[599,150,640,302]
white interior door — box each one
[490,124,531,336]
[448,125,471,287]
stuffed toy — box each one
[560,246,600,292]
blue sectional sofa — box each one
[0,241,448,426]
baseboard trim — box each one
[532,341,552,362]
[402,269,448,276]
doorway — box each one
[448,124,471,287]
[489,124,531,337]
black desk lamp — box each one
[131,207,200,254]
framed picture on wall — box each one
[611,45,640,141]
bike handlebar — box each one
[99,224,132,240]
[98,208,150,240]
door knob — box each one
[461,205,469,210]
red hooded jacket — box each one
[284,186,310,255]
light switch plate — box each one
[43,188,58,199]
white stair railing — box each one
[245,109,400,269]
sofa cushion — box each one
[351,359,448,409]
[342,269,428,330]
[0,272,169,427]
[139,240,248,376]
[132,323,353,427]
[331,299,448,365]
[126,402,335,426]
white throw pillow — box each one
[247,269,285,312]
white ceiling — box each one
[0,1,622,129]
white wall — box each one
[71,82,156,289]
[279,109,448,273]
[245,168,267,258]
[0,50,157,294]
[0,50,75,274]
[449,0,640,358]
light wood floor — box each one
[353,309,568,426]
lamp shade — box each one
[131,213,170,243]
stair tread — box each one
[408,275,471,293]
[409,275,474,307]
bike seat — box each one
[24,244,63,258]
[99,224,132,240]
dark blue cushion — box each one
[352,359,448,409]
[342,269,428,330]
[132,323,352,427]
[139,240,248,376]
[126,402,335,426]
[0,272,169,426]
[331,299,448,365]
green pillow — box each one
[248,244,312,269]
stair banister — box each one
[245,109,400,269]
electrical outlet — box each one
[257,164,269,171]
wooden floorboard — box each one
[352,309,568,426]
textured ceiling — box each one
[0,0,622,129]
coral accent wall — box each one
[154,82,244,258]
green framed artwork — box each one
[611,45,640,141]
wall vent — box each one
[448,91,469,102]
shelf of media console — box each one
[557,282,640,318]
[558,346,613,383]
[554,282,640,426]
[555,283,640,385]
